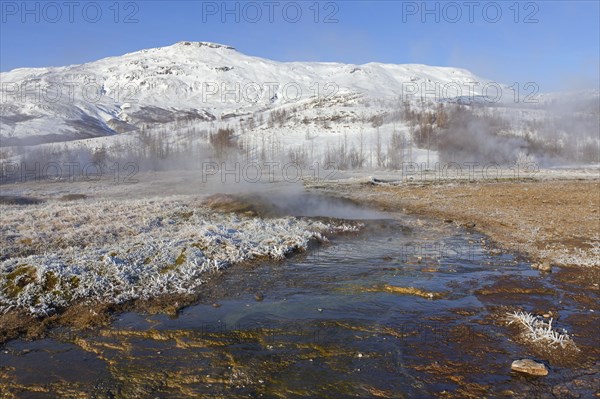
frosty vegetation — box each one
[0,196,360,316]
[507,311,578,350]
[540,238,600,268]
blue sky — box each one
[1,1,598,92]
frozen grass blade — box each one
[506,310,578,350]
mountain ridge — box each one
[1,41,596,153]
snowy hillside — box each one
[1,41,496,146]
[1,41,598,168]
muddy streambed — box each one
[1,214,598,398]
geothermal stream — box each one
[0,191,598,398]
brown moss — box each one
[17,237,34,246]
[60,302,113,330]
[475,287,554,296]
[0,311,38,344]
[362,284,444,299]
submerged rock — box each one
[531,260,552,272]
[539,261,552,272]
[511,359,549,376]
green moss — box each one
[42,271,59,291]
[175,251,187,266]
[161,249,187,273]
[4,265,37,298]
[69,276,80,288]
[190,242,206,251]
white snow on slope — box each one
[0,41,495,144]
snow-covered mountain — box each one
[1,41,497,146]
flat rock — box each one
[511,359,549,376]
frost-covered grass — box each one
[506,311,578,350]
[539,239,600,268]
[0,196,360,316]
